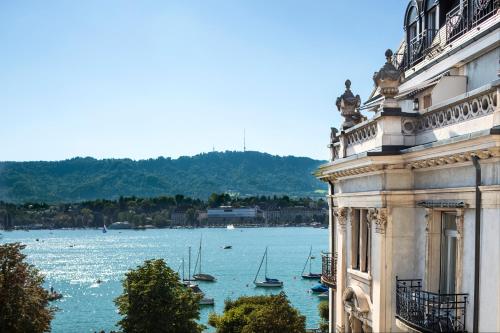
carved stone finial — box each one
[373,49,402,109]
[335,80,363,130]
[329,127,340,161]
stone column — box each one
[334,207,348,333]
[455,208,465,293]
[328,184,336,333]
[368,208,388,333]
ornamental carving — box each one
[336,80,364,130]
[373,49,402,108]
[401,90,496,135]
[407,147,499,169]
[346,122,377,146]
[333,207,348,229]
[367,208,388,234]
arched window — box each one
[407,6,419,41]
[426,0,438,31]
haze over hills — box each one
[0,151,327,204]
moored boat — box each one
[301,246,321,279]
[318,291,329,300]
[311,283,328,293]
[192,237,216,282]
[253,247,283,288]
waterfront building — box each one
[262,209,281,224]
[171,208,188,226]
[316,1,499,332]
[280,206,327,224]
[206,206,261,225]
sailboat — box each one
[193,237,216,282]
[181,247,215,305]
[102,223,108,233]
[253,247,283,288]
[301,246,321,279]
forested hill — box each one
[0,151,327,203]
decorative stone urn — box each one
[373,49,402,109]
[336,80,363,130]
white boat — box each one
[193,237,216,282]
[226,224,235,230]
[318,291,329,300]
[253,247,283,288]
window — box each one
[407,6,419,41]
[351,209,370,273]
[440,212,458,294]
[423,94,432,108]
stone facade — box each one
[317,2,499,332]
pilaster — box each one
[368,207,389,333]
[334,207,348,333]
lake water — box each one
[1,227,328,332]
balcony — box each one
[394,0,498,71]
[395,278,468,333]
[321,252,337,289]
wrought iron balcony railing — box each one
[321,252,337,289]
[447,0,499,42]
[395,1,498,71]
[472,0,499,27]
[395,277,468,333]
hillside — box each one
[0,151,327,203]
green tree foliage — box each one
[318,300,329,333]
[0,152,326,203]
[208,292,306,333]
[0,243,55,333]
[114,259,203,333]
[0,194,327,229]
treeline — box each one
[0,193,327,229]
[0,151,326,203]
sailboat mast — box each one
[188,246,191,281]
[182,257,185,281]
[309,246,313,274]
[199,238,202,274]
[254,248,266,283]
[265,247,268,279]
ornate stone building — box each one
[317,1,499,332]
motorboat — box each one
[226,224,235,230]
[311,284,329,293]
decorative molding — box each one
[402,90,497,135]
[424,208,433,232]
[367,208,388,234]
[407,147,500,170]
[346,122,378,146]
[334,207,348,230]
[455,209,465,240]
[319,147,499,181]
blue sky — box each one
[0,0,407,161]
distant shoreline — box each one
[1,224,328,232]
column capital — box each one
[334,207,349,231]
[367,208,388,234]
